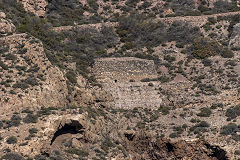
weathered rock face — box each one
[17,0,47,17]
[0,113,99,157]
[124,132,229,160]
[103,82,162,109]
[229,23,240,48]
[0,33,68,114]
[40,113,100,155]
[0,12,16,35]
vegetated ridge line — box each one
[52,11,240,31]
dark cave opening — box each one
[205,143,228,160]
[166,142,174,152]
[50,121,83,145]
[124,133,135,141]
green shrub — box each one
[234,150,240,155]
[169,132,180,138]
[188,37,233,59]
[7,114,21,127]
[29,128,38,134]
[158,106,170,115]
[220,123,238,135]
[6,136,17,144]
[197,107,212,117]
[189,121,210,135]
[116,13,167,48]
[213,0,239,13]
[24,77,39,86]
[168,0,196,16]
[87,0,99,10]
[23,113,38,123]
[164,55,176,63]
[5,53,17,61]
[12,82,29,90]
[0,60,8,70]
[167,21,201,45]
[207,17,217,24]
[46,0,86,26]
[125,0,140,7]
[17,48,27,54]
[66,71,77,84]
[225,105,240,120]
[0,46,9,54]
[101,137,115,152]
[1,152,24,160]
[158,76,170,83]
[140,78,150,82]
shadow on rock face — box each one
[205,143,228,160]
[50,120,84,145]
[122,131,229,160]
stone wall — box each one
[93,57,161,109]
[93,57,158,83]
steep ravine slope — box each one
[2,0,240,159]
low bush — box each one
[6,136,17,144]
[116,13,167,48]
[6,114,21,127]
[1,152,24,160]
[0,60,8,70]
[66,71,77,84]
[202,58,212,67]
[225,105,240,120]
[187,37,233,59]
[169,132,180,138]
[140,78,150,82]
[101,136,115,152]
[23,113,38,123]
[167,21,202,45]
[213,0,239,13]
[12,82,29,90]
[197,107,212,117]
[189,121,210,135]
[158,106,170,115]
[29,128,38,134]
[220,123,238,135]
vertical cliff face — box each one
[0,12,16,35]
[0,33,68,114]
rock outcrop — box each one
[124,132,229,160]
[0,12,16,35]
[229,23,240,48]
[0,33,68,114]
[17,0,47,17]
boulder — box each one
[0,13,15,34]
[229,23,240,48]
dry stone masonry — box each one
[93,57,162,109]
[93,57,158,83]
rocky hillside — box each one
[1,0,240,159]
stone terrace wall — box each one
[93,57,161,109]
[93,57,158,83]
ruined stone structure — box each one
[93,57,162,109]
[93,57,158,83]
